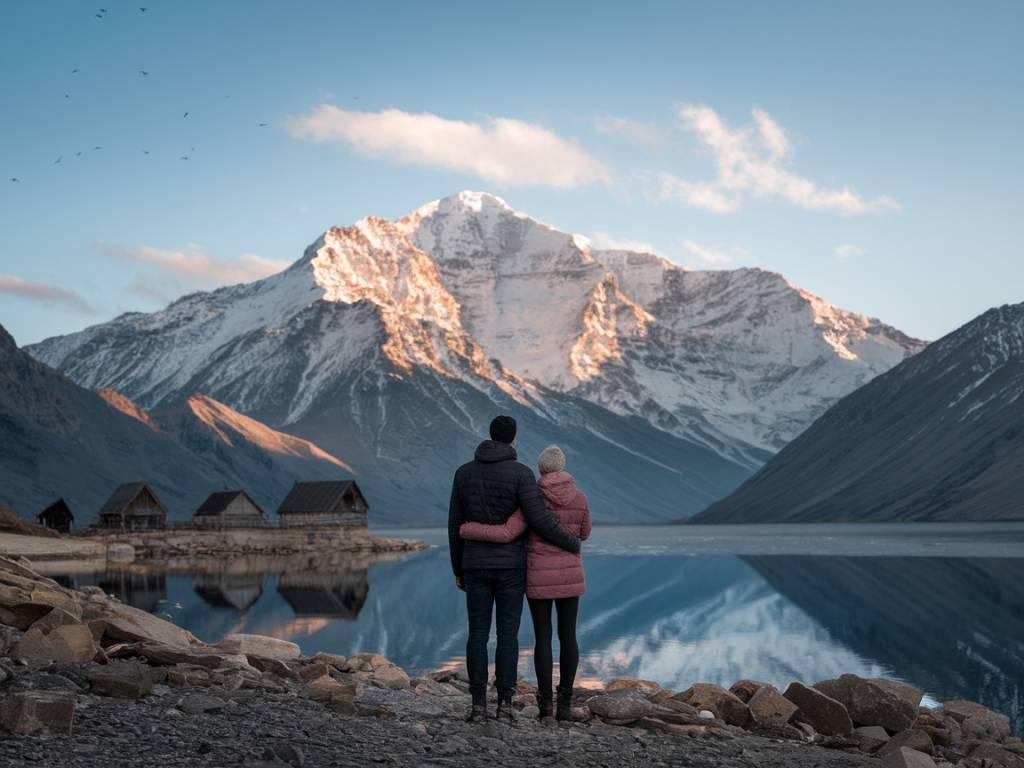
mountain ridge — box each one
[692,302,1024,523]
[24,191,926,522]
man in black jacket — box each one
[448,415,580,724]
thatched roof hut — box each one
[38,498,74,534]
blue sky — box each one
[1,0,1021,346]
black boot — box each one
[496,699,517,725]
[556,687,573,721]
[537,694,554,721]
[465,703,488,723]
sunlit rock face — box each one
[27,192,922,523]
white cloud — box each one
[834,243,866,262]
[594,115,667,147]
[650,105,899,216]
[287,106,609,189]
[588,231,661,255]
[97,243,289,287]
[0,274,94,312]
[680,239,740,268]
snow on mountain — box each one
[25,192,925,522]
[694,302,1024,523]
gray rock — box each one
[881,746,937,768]
[0,691,75,736]
[586,691,656,722]
[87,664,154,698]
[783,682,853,736]
[748,685,798,729]
[729,679,769,703]
[942,699,1012,743]
[815,674,916,732]
[878,729,934,757]
[178,693,225,715]
[853,725,891,753]
[677,683,751,727]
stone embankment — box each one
[82,527,427,562]
[1,555,1021,768]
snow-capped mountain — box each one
[27,192,924,522]
[694,302,1024,522]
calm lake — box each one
[46,523,1024,732]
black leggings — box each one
[528,596,580,699]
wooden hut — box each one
[276,480,369,528]
[38,498,74,534]
[97,482,167,531]
[192,490,266,529]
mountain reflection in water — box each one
[48,529,1024,734]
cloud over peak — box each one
[96,243,289,288]
[651,105,899,216]
[0,274,94,313]
[288,106,609,189]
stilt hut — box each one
[97,482,167,531]
[38,498,74,534]
[276,480,369,528]
[192,490,266,528]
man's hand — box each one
[455,576,465,591]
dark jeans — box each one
[528,596,580,700]
[464,568,525,705]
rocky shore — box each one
[1,556,1021,768]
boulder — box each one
[869,678,924,709]
[140,643,225,669]
[373,666,411,690]
[942,700,1011,743]
[215,634,300,661]
[247,656,294,679]
[310,652,351,672]
[28,607,82,633]
[678,683,751,727]
[87,664,154,698]
[178,693,226,715]
[94,602,195,649]
[586,690,656,723]
[651,689,678,705]
[881,747,938,768]
[783,682,853,736]
[965,742,1024,768]
[854,725,891,753]
[0,595,56,630]
[351,652,392,669]
[879,729,934,757]
[301,675,359,703]
[730,679,769,703]
[12,624,96,663]
[296,663,330,682]
[747,685,798,729]
[0,692,75,736]
[607,677,661,696]
[814,674,916,732]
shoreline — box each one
[1,555,1021,767]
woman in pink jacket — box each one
[459,444,592,721]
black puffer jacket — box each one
[448,441,580,576]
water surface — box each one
[48,524,1024,732]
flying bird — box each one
[71,69,78,74]
[139,6,146,11]
[140,70,149,76]
[54,156,62,164]
[258,122,268,127]
[92,146,103,151]
[142,149,150,155]
[95,13,103,18]
[10,178,19,183]
[180,156,190,161]
[75,151,82,156]
[183,111,189,118]
[65,93,70,99]
[100,7,108,12]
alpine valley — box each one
[21,192,925,525]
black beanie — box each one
[489,415,517,444]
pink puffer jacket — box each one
[459,471,591,600]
